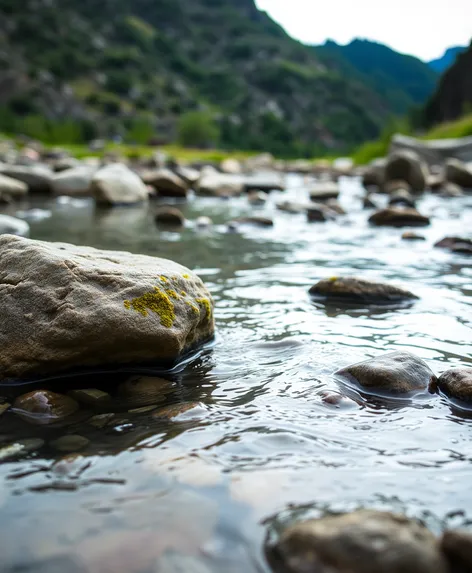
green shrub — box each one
[177,111,219,148]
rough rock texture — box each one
[0,215,30,237]
[266,510,447,573]
[0,164,53,193]
[384,151,428,192]
[91,164,149,205]
[309,277,418,304]
[0,173,28,197]
[335,351,436,395]
[369,207,430,227]
[435,367,472,403]
[445,159,472,188]
[309,182,339,201]
[441,529,472,572]
[51,166,96,197]
[0,235,214,380]
[141,169,188,198]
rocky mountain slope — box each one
[0,0,396,154]
[314,39,438,115]
[424,41,472,126]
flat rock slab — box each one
[0,235,214,381]
[309,277,418,305]
[266,510,447,573]
[335,351,436,396]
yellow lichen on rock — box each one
[196,297,212,322]
[160,275,169,283]
[185,300,200,314]
[182,274,190,279]
[166,289,180,300]
[124,287,176,327]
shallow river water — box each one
[0,175,471,572]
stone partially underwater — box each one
[0,235,215,381]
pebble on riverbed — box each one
[309,277,418,305]
[265,510,449,573]
[118,376,175,407]
[335,351,436,396]
[13,390,79,425]
[152,401,204,421]
[50,434,90,452]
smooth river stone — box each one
[13,390,79,425]
[0,235,214,381]
[435,367,472,404]
[335,351,436,395]
[309,277,418,304]
[369,207,430,227]
[266,510,448,573]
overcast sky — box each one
[255,0,472,61]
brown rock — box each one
[435,236,472,255]
[369,207,430,227]
[306,203,337,222]
[335,351,436,395]
[141,169,188,198]
[13,390,79,425]
[445,159,472,188]
[384,150,428,192]
[389,189,416,208]
[441,529,472,572]
[309,277,418,304]
[232,216,274,227]
[266,510,447,573]
[155,206,185,227]
[436,367,472,403]
[402,231,426,241]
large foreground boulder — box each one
[335,351,436,396]
[91,164,148,205]
[0,235,214,381]
[266,510,448,573]
[384,151,428,192]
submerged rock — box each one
[445,158,472,189]
[0,235,214,380]
[92,163,148,206]
[306,203,337,222]
[68,388,111,406]
[50,434,90,452]
[441,529,472,572]
[309,277,418,305]
[435,367,472,404]
[0,214,30,236]
[232,216,274,227]
[369,207,430,227]
[155,206,185,227]
[13,390,79,425]
[266,510,447,573]
[118,376,174,406]
[335,351,435,395]
[152,401,204,420]
[402,231,426,241]
[384,150,428,192]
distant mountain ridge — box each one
[428,46,467,73]
[313,39,438,115]
[424,41,472,126]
